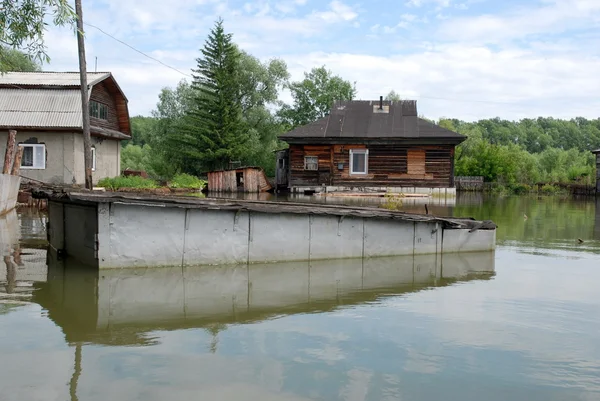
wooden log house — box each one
[276,98,466,194]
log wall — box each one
[289,144,455,188]
[90,82,121,133]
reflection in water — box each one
[34,252,495,346]
[0,209,48,297]
[31,252,493,401]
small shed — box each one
[593,148,600,194]
[207,166,272,193]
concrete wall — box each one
[0,130,121,185]
[0,174,20,214]
[292,185,458,198]
[72,134,120,184]
[49,201,496,269]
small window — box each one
[90,101,108,120]
[19,144,46,169]
[350,149,368,175]
[350,149,369,174]
[304,156,318,171]
[91,146,96,171]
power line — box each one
[83,22,192,78]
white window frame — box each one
[90,100,108,120]
[19,144,46,170]
[91,146,96,171]
[304,156,318,171]
[350,149,369,175]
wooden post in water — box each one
[10,145,23,176]
[75,0,94,190]
[2,129,17,174]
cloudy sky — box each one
[43,0,600,121]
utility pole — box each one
[75,0,93,190]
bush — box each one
[509,183,531,195]
[169,174,206,189]
[97,176,158,190]
[540,184,558,195]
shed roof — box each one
[0,72,130,138]
[592,149,600,154]
[280,99,465,144]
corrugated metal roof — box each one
[0,72,110,88]
[0,88,82,128]
[280,100,466,142]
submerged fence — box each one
[455,176,597,196]
[455,176,484,192]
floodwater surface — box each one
[1,195,600,401]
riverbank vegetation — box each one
[444,118,597,190]
[119,18,597,192]
[97,174,206,191]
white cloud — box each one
[282,45,600,121]
[440,0,600,43]
[407,0,452,8]
[37,0,600,120]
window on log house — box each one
[350,149,368,175]
[304,156,318,171]
[90,101,108,120]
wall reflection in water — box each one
[0,209,48,297]
[34,251,495,346]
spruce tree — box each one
[176,18,248,172]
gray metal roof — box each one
[0,88,83,128]
[0,72,111,88]
[592,149,600,154]
[280,100,466,143]
[0,72,129,138]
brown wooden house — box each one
[276,98,466,194]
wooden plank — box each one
[10,146,24,176]
[2,130,17,174]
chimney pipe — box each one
[379,95,383,110]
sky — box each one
[42,0,600,121]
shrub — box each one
[169,174,206,189]
[97,176,158,190]
[540,184,558,195]
[509,183,531,195]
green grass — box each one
[97,176,158,190]
[169,173,206,189]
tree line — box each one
[441,118,598,185]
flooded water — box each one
[1,195,600,401]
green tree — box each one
[0,46,41,71]
[0,0,75,71]
[385,90,401,101]
[174,18,249,172]
[278,66,356,129]
[126,116,158,146]
[237,50,289,174]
